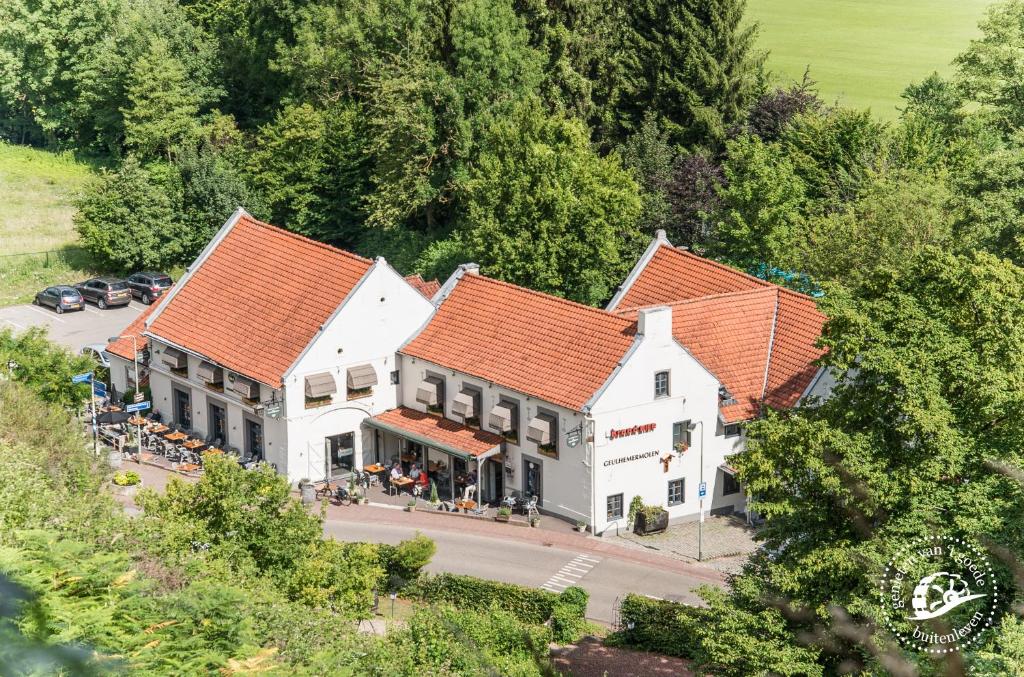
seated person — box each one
[390,462,403,481]
[409,463,421,480]
[418,470,430,489]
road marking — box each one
[540,553,602,593]
[26,304,65,323]
[1,318,25,329]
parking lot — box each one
[0,300,145,353]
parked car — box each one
[33,285,85,314]
[80,344,112,369]
[75,277,131,309]
[126,271,173,304]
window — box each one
[497,397,519,444]
[326,432,355,476]
[654,370,670,398]
[672,420,691,452]
[607,493,624,521]
[723,473,741,496]
[390,370,400,385]
[668,478,685,506]
[723,423,742,438]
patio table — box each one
[391,476,414,495]
[455,499,477,511]
[364,463,385,473]
[165,431,188,442]
[149,424,169,434]
[183,439,206,450]
[128,416,147,426]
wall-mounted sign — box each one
[603,450,659,467]
[566,423,583,447]
[608,423,656,440]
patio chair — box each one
[523,495,539,519]
[461,484,476,502]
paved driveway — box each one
[0,300,145,353]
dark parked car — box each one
[75,277,132,309]
[33,285,84,314]
[126,271,173,304]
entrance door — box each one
[523,457,542,503]
[173,388,192,429]
[208,402,226,444]
[245,418,264,460]
[326,432,355,478]
[483,458,503,503]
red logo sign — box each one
[609,423,656,440]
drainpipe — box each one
[584,412,596,534]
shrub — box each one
[627,495,644,525]
[112,471,140,486]
[607,593,704,658]
[378,533,436,589]
[551,586,589,643]
[408,573,559,625]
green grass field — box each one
[747,0,992,118]
[0,143,99,306]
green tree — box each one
[121,39,201,159]
[247,101,369,245]
[0,329,94,409]
[695,248,1024,674]
[459,99,644,305]
[74,156,185,270]
[615,0,764,148]
[955,0,1024,134]
[709,134,807,272]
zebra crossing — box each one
[541,553,601,592]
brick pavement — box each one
[609,515,759,574]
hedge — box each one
[608,593,704,658]
[551,586,589,642]
[408,573,559,625]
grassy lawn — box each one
[747,0,992,118]
[0,142,101,306]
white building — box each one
[359,230,828,534]
[110,209,435,483]
[108,222,828,535]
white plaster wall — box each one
[397,355,590,523]
[108,355,132,395]
[588,330,747,534]
[280,262,435,483]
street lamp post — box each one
[688,420,705,561]
[110,335,141,455]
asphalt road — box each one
[0,300,144,353]
[323,519,708,624]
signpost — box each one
[134,391,145,403]
[698,481,707,498]
[92,380,106,398]
[126,401,151,414]
[73,372,98,456]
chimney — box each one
[637,306,672,344]
[655,229,668,242]
[461,263,480,275]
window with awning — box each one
[347,364,378,390]
[527,413,556,446]
[231,374,260,400]
[488,403,512,432]
[305,372,337,399]
[451,391,475,418]
[197,360,223,385]
[415,375,444,410]
[161,346,187,370]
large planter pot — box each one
[634,510,669,535]
[111,480,141,498]
[108,449,124,470]
[299,482,315,505]
[495,513,510,523]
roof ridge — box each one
[465,274,635,327]
[617,286,776,315]
[238,214,372,265]
[761,289,782,400]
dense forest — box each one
[4,0,1024,674]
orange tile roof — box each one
[146,214,372,386]
[404,274,441,299]
[617,246,768,308]
[614,244,826,421]
[107,301,161,361]
[401,273,636,411]
[368,406,503,457]
[618,289,825,422]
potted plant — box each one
[575,521,587,533]
[406,499,417,512]
[674,441,689,455]
[429,481,440,507]
[634,504,669,535]
[111,470,142,497]
[530,515,541,528]
[495,506,512,523]
[627,495,644,527]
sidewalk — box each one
[115,460,728,584]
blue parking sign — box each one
[72,372,92,384]
[698,481,707,498]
